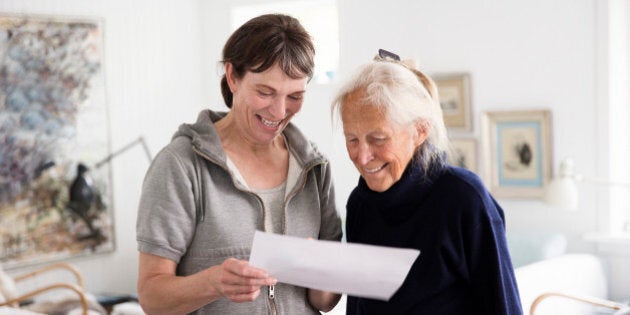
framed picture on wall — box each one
[0,14,114,269]
[434,73,472,131]
[481,110,552,199]
[449,137,479,174]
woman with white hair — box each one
[332,50,522,314]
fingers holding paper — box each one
[212,257,277,302]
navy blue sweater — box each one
[345,164,522,315]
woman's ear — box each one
[225,62,238,93]
[413,120,430,147]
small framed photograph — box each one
[449,138,478,174]
[434,73,472,131]
[481,110,552,199]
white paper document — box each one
[249,231,420,301]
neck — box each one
[215,112,286,154]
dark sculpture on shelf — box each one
[66,136,152,242]
[68,163,102,241]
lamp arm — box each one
[139,136,152,162]
[94,136,152,169]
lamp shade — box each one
[544,177,579,210]
[544,158,579,211]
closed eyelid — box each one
[368,133,388,140]
[289,93,304,100]
[257,90,273,97]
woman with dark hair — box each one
[332,51,522,314]
[136,14,342,314]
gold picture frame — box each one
[434,73,472,131]
[481,110,552,199]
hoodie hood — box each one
[173,110,227,166]
[172,109,326,169]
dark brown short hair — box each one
[220,14,315,108]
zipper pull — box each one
[268,285,275,299]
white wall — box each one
[331,0,630,300]
[2,0,629,301]
[0,0,205,295]
[335,0,600,240]
[598,0,630,301]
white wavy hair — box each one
[331,60,450,172]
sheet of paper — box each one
[249,231,420,301]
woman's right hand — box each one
[211,257,277,302]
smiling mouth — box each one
[364,163,387,174]
[259,115,283,128]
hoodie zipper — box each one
[267,161,322,315]
[268,285,277,315]
[194,147,279,314]
[280,160,324,232]
[193,147,325,315]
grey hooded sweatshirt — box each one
[137,109,342,314]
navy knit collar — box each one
[355,162,445,210]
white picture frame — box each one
[481,110,552,199]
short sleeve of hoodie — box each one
[136,144,197,263]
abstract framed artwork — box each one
[481,110,552,199]
[449,137,478,174]
[0,14,114,269]
[434,73,472,131]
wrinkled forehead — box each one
[342,88,367,106]
[341,89,390,124]
[342,88,386,116]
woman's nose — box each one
[269,97,286,119]
[356,143,374,165]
